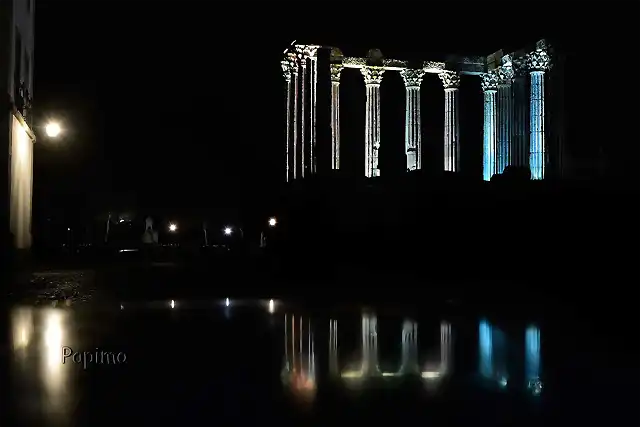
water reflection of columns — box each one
[525,325,542,395]
[361,66,384,178]
[283,315,315,378]
[440,321,452,374]
[479,319,494,379]
[400,319,419,374]
[479,319,508,386]
[329,319,338,376]
[361,313,380,375]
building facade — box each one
[1,0,35,253]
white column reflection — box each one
[281,313,316,404]
[11,307,74,424]
[329,319,338,376]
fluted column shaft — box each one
[292,70,299,180]
[361,67,384,178]
[330,64,342,170]
[309,56,318,174]
[300,57,307,178]
[281,60,292,182]
[439,71,461,172]
[529,71,545,180]
[511,74,528,169]
[482,72,499,181]
[526,41,551,180]
[400,69,425,172]
[497,84,512,173]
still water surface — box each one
[7,299,638,426]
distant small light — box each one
[67,228,71,231]
[268,217,277,227]
[225,298,230,307]
[120,304,124,310]
[169,223,177,232]
[224,227,232,236]
[170,300,175,309]
[269,299,275,313]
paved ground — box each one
[8,270,99,306]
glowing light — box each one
[45,122,61,138]
[169,223,177,232]
[170,300,175,309]
[225,298,230,307]
[11,307,34,351]
[120,304,124,310]
[269,299,275,313]
[479,319,493,378]
[525,325,541,381]
[268,217,277,227]
[224,227,232,236]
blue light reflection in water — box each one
[478,319,508,388]
[525,325,543,396]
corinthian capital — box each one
[400,68,425,88]
[281,60,291,82]
[497,61,514,86]
[525,44,550,72]
[286,52,298,75]
[330,64,343,82]
[361,66,385,86]
[295,45,307,66]
[438,71,460,90]
[480,71,499,92]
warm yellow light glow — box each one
[268,217,277,227]
[45,122,61,138]
[169,223,177,232]
[11,307,34,351]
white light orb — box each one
[45,122,61,138]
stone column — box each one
[439,71,461,172]
[360,66,385,178]
[400,69,425,172]
[496,56,514,174]
[481,71,499,181]
[511,58,529,170]
[306,46,319,175]
[330,64,343,170]
[526,41,551,180]
[287,52,299,180]
[281,60,292,182]
[296,46,308,178]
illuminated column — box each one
[496,56,514,174]
[281,60,292,182]
[360,66,385,178]
[330,64,343,170]
[296,46,308,178]
[361,313,380,375]
[526,41,551,180]
[287,52,299,180]
[306,46,319,175]
[438,71,461,172]
[400,69,425,171]
[481,71,499,181]
[329,319,338,376]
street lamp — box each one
[45,122,61,138]
[169,223,177,232]
[268,217,277,227]
[224,227,232,236]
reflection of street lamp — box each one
[169,223,177,232]
[268,217,277,227]
[45,122,61,138]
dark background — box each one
[33,1,639,224]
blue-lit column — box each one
[400,68,425,172]
[361,66,385,178]
[330,64,343,170]
[438,71,461,172]
[496,56,514,174]
[281,60,292,182]
[481,71,499,181]
[526,41,551,180]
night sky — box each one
[34,1,638,221]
